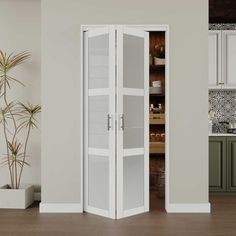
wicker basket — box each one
[157,169,165,198]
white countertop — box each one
[209,133,236,136]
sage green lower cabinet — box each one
[209,136,236,193]
[209,137,227,192]
[227,137,236,191]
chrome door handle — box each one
[107,114,112,131]
[120,114,124,131]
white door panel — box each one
[223,31,236,88]
[84,26,116,219]
[208,31,221,88]
[116,26,149,219]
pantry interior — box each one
[149,31,166,211]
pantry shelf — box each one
[150,142,165,154]
[150,119,165,125]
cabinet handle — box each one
[120,114,124,131]
[218,82,224,85]
[107,114,112,131]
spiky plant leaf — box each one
[0,140,30,168]
[0,157,30,168]
[8,140,22,156]
[17,103,41,130]
[0,50,30,73]
[0,50,30,90]
[0,102,17,124]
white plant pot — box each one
[0,184,34,209]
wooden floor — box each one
[0,194,236,236]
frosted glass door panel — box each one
[117,26,149,219]
[123,34,144,89]
[88,155,109,210]
[88,34,109,89]
[84,27,116,219]
[123,95,144,149]
[88,96,109,149]
[123,155,144,210]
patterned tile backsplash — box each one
[209,90,236,133]
[209,24,236,30]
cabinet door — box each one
[227,137,236,191]
[208,31,222,88]
[116,26,149,219]
[209,137,227,192]
[222,31,236,88]
[84,26,116,219]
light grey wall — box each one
[0,0,41,192]
[41,0,208,204]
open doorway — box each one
[149,31,166,212]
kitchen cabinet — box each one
[222,31,236,88]
[208,30,236,89]
[209,137,227,191]
[209,136,236,192]
[227,137,236,191]
[208,31,222,88]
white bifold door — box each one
[84,25,149,219]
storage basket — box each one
[157,169,165,198]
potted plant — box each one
[0,50,41,209]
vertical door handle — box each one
[107,114,112,131]
[120,114,124,131]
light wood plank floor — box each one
[0,194,236,236]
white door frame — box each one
[80,24,170,215]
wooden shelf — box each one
[150,114,165,124]
[150,93,165,97]
[150,64,165,70]
[150,153,165,157]
[150,142,165,154]
[150,119,165,125]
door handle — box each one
[107,114,112,131]
[120,114,124,131]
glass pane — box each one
[88,34,109,89]
[123,95,144,149]
[88,155,109,210]
[123,155,144,210]
[88,96,109,149]
[123,34,144,89]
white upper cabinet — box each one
[208,31,221,88]
[209,30,236,89]
[222,31,236,88]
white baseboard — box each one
[39,203,82,213]
[34,192,41,201]
[166,203,211,213]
